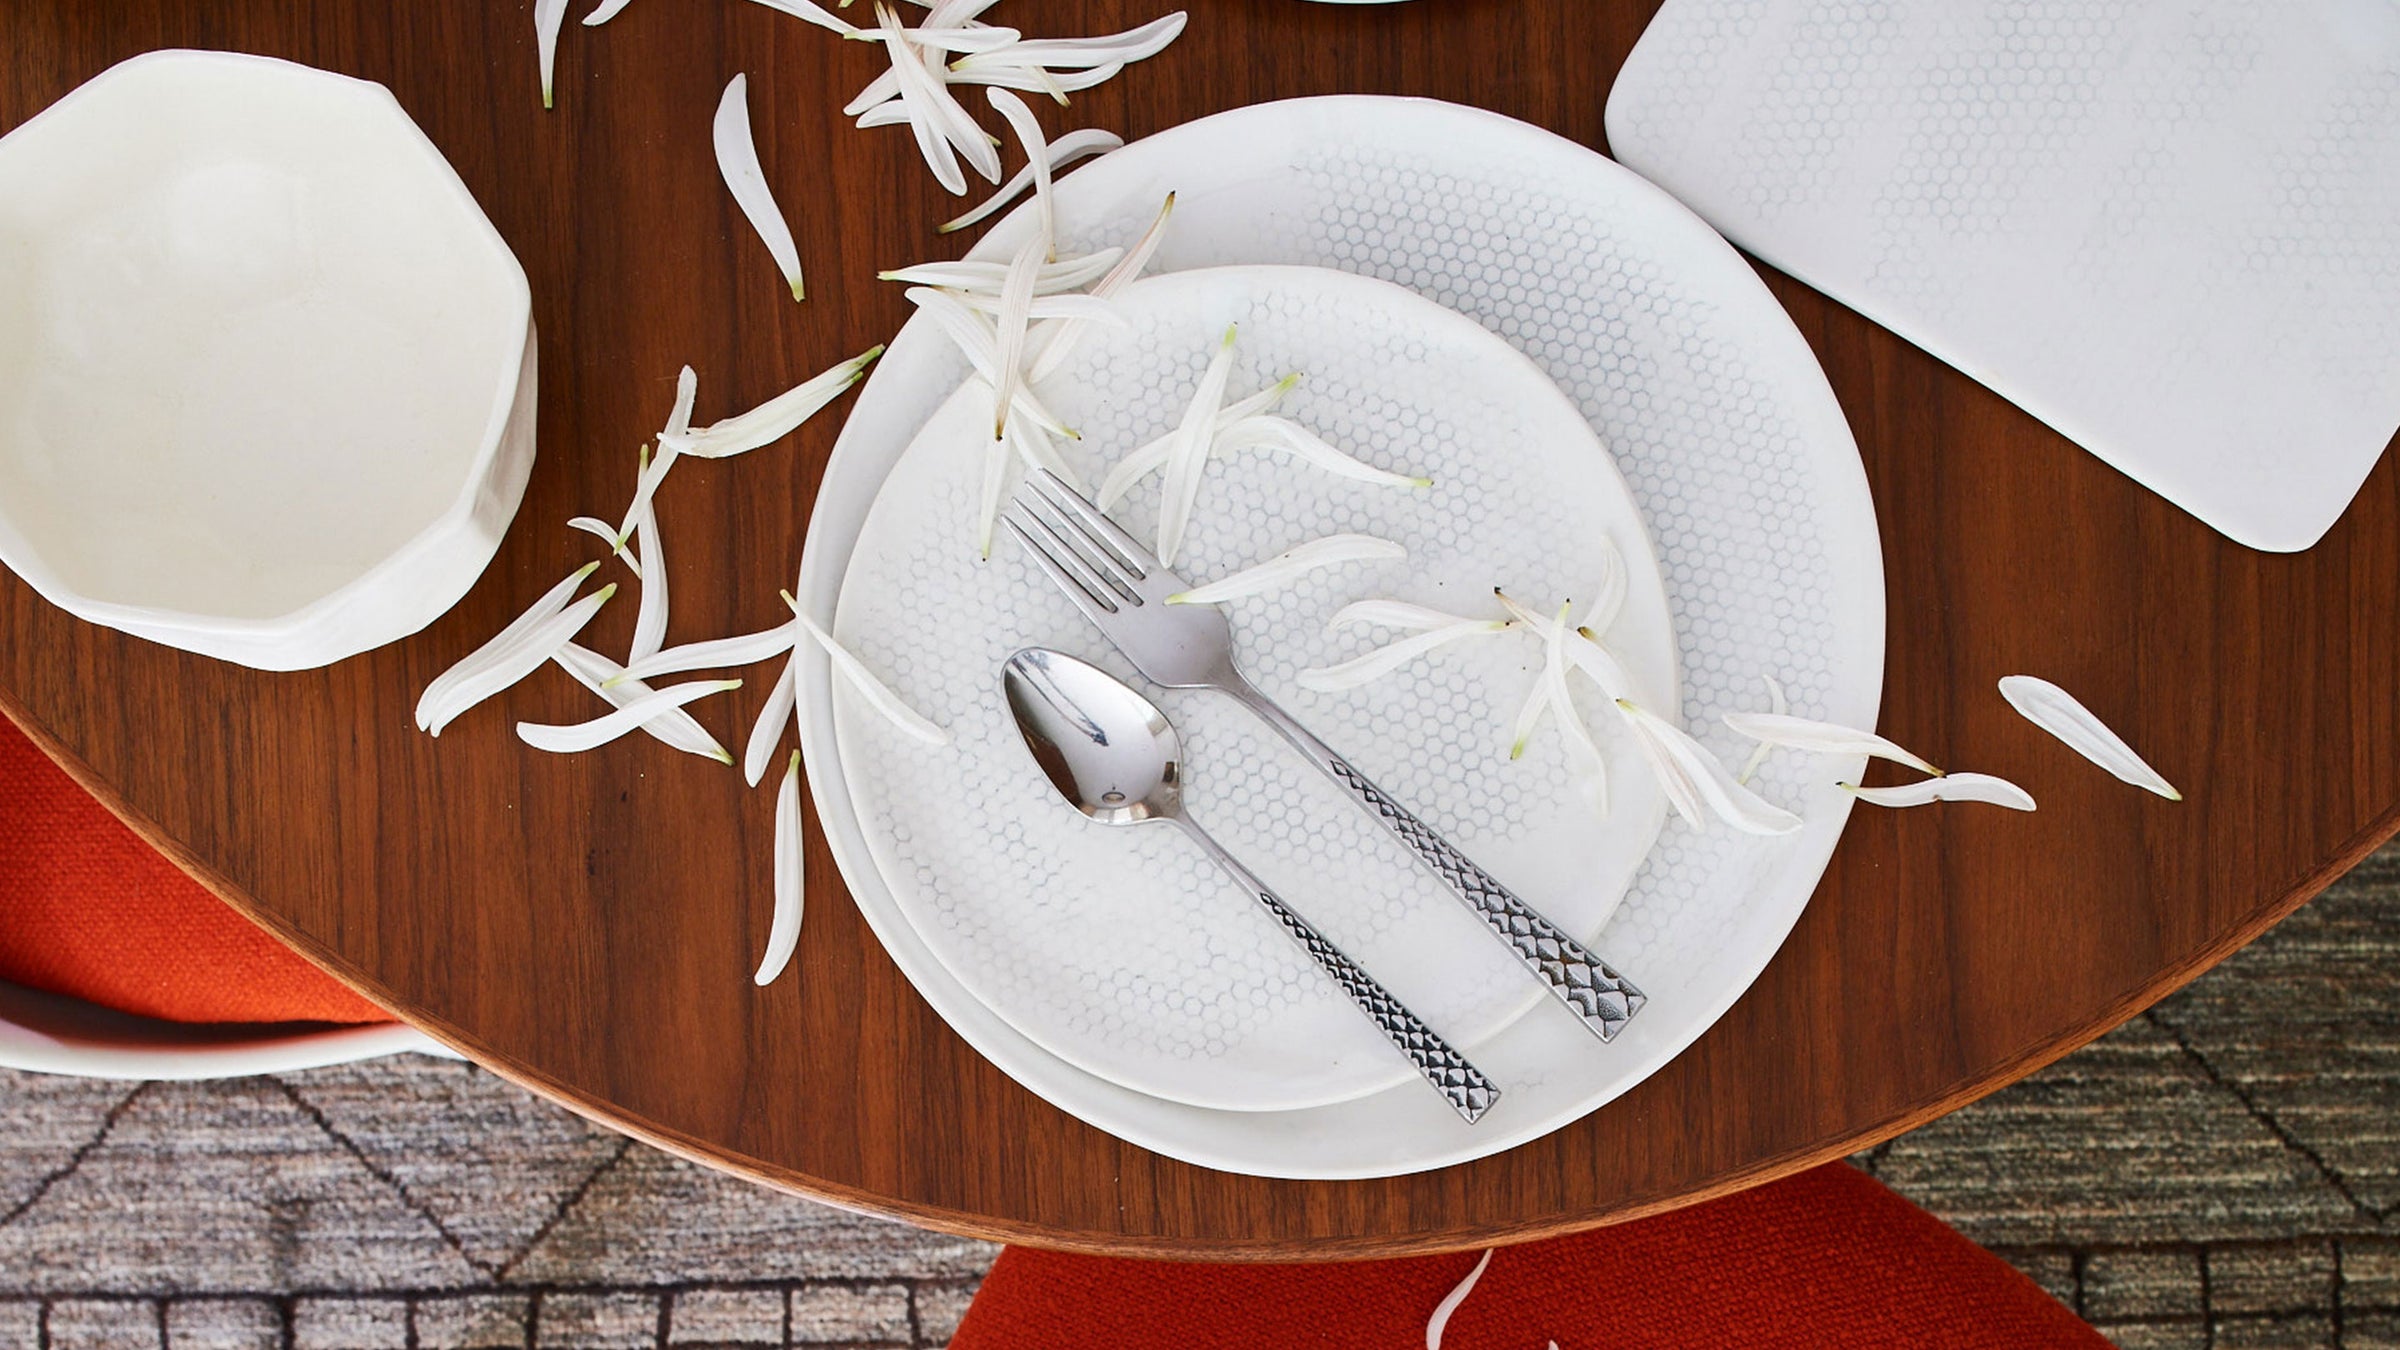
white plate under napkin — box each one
[1608,0,2400,552]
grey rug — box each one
[2,846,2395,1350]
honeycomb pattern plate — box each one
[1607,0,2400,552]
[830,265,1679,1113]
[794,96,1884,1178]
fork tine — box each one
[1026,469,1153,580]
[1002,508,1124,621]
[1016,491,1144,605]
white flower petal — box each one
[877,3,1000,190]
[741,0,857,33]
[420,579,617,736]
[1167,533,1404,605]
[417,562,601,730]
[567,516,638,576]
[1843,772,2036,812]
[1736,673,1790,786]
[661,347,881,459]
[745,648,800,787]
[1425,1250,1491,1350]
[1537,603,1607,812]
[983,88,1055,251]
[613,367,700,539]
[1094,376,1304,509]
[1586,537,1627,636]
[1506,667,1549,761]
[517,679,740,755]
[714,74,807,302]
[1005,415,1084,493]
[554,642,731,763]
[902,290,1077,438]
[1296,620,1509,692]
[1327,599,1486,633]
[536,0,569,108]
[937,128,1122,234]
[1212,416,1431,490]
[989,232,1047,437]
[1565,627,1642,704]
[949,13,1188,72]
[1998,674,2180,800]
[1616,699,1801,835]
[1025,192,1173,384]
[844,22,1020,52]
[789,604,951,745]
[1722,711,1942,777]
[944,291,1124,324]
[581,0,634,26]
[943,61,1123,98]
[1157,324,1239,566]
[756,751,807,985]
[879,245,1123,293]
[609,618,801,685]
[627,462,669,663]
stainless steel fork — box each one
[1001,469,1645,1043]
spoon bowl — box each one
[1000,646,1500,1123]
[1002,648,1184,827]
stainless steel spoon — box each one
[1001,647,1498,1124]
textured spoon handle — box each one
[1229,682,1646,1043]
[1179,820,1497,1123]
[1250,888,1499,1124]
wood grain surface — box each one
[5,0,2397,1259]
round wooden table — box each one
[6,0,2397,1259]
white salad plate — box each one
[795,96,1884,1179]
[830,264,1678,1114]
[0,50,534,670]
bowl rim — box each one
[0,48,534,642]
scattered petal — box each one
[789,602,952,745]
[1722,711,1942,777]
[517,678,740,755]
[948,13,1188,73]
[974,428,1009,560]
[536,0,569,108]
[756,751,807,985]
[1168,533,1404,605]
[1843,772,2036,812]
[582,0,634,25]
[879,245,1122,293]
[1212,416,1431,490]
[741,0,857,33]
[1425,1250,1492,1350]
[1327,598,1489,634]
[1736,673,1790,786]
[715,74,807,302]
[567,516,638,575]
[1026,191,1173,384]
[990,232,1047,436]
[416,562,601,730]
[554,642,732,763]
[661,347,881,459]
[1616,698,1801,835]
[1585,537,1627,636]
[1157,324,1239,566]
[420,581,617,736]
[745,647,801,786]
[627,448,670,662]
[1296,620,1510,692]
[1998,675,2180,800]
[938,128,1122,234]
[610,618,801,685]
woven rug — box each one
[2,847,2395,1349]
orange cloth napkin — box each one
[0,713,387,1025]
[952,1162,2106,1350]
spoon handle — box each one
[1174,818,1498,1124]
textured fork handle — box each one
[1224,681,1647,1043]
[1177,818,1499,1124]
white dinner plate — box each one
[795,96,1884,1179]
[828,264,1677,1114]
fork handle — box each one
[1221,678,1646,1043]
[1174,818,1498,1123]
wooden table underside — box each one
[6,0,2398,1258]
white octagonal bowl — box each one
[0,50,535,670]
